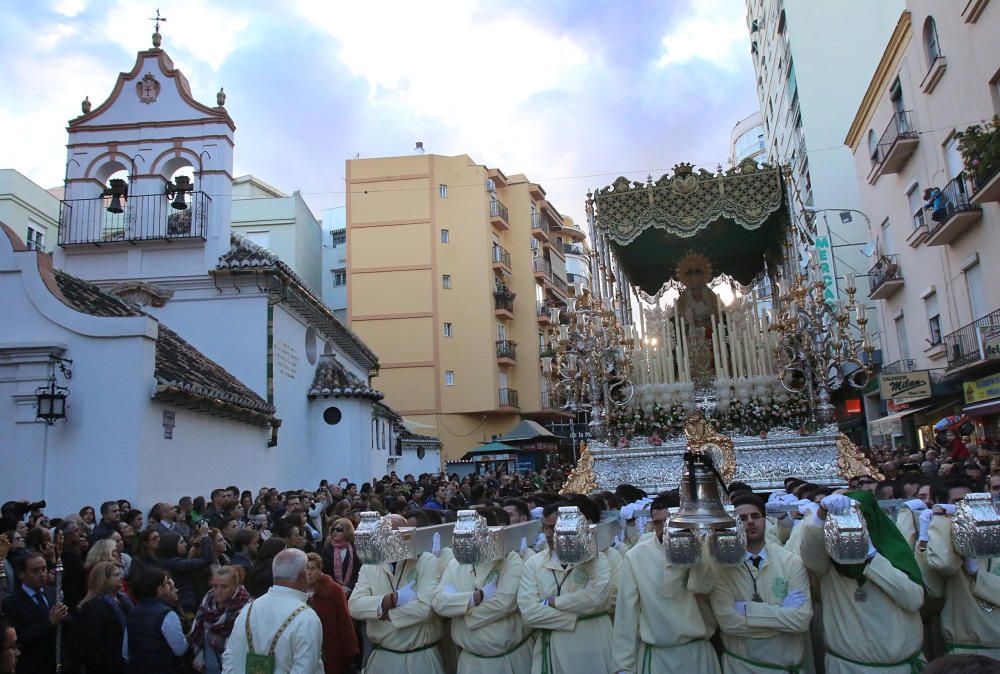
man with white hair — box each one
[222,548,323,674]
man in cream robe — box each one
[801,494,925,673]
[711,494,813,673]
[612,502,719,674]
[348,515,445,674]
[432,549,531,673]
[518,505,614,674]
[922,505,1000,658]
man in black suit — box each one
[87,501,120,544]
[1,552,68,673]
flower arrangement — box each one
[956,115,1000,193]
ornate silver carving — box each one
[952,493,1000,559]
[554,506,596,565]
[707,507,747,565]
[824,502,869,565]
[354,512,412,564]
[664,526,702,567]
[452,510,502,566]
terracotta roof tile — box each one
[307,354,384,401]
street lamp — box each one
[35,356,73,425]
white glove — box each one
[965,558,979,575]
[519,537,528,554]
[866,539,877,560]
[482,580,498,601]
[903,499,927,512]
[934,504,957,516]
[782,589,806,609]
[636,515,649,533]
[798,501,820,516]
[443,584,457,594]
[918,509,933,542]
[619,505,634,520]
[734,600,747,616]
[821,494,851,515]
[432,532,441,557]
[396,582,417,607]
[530,506,544,520]
[534,532,547,549]
[779,493,800,505]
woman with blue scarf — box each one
[78,560,134,674]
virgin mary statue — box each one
[674,252,720,384]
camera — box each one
[2,500,47,520]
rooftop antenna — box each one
[149,9,167,48]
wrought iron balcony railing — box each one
[868,254,902,294]
[881,359,915,374]
[498,387,519,409]
[489,198,509,223]
[496,340,517,361]
[562,242,586,256]
[944,307,1000,369]
[874,110,918,166]
[531,213,550,237]
[926,173,980,238]
[532,257,551,278]
[494,289,515,313]
[59,192,211,246]
[491,244,511,268]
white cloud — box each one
[52,0,85,17]
[657,0,749,72]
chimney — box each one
[414,141,425,154]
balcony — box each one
[944,307,1000,371]
[868,255,904,300]
[489,198,510,230]
[869,111,919,181]
[531,213,550,241]
[493,287,515,320]
[533,257,551,281]
[925,174,982,246]
[906,211,929,247]
[491,244,512,273]
[968,157,1000,205]
[58,192,210,246]
[498,387,520,410]
[496,340,517,365]
[566,272,589,292]
[551,274,569,297]
[536,303,553,324]
[881,358,916,374]
[562,242,586,256]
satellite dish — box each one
[860,242,876,257]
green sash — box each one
[371,640,440,655]
[540,613,609,674]
[466,631,534,659]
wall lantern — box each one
[102,178,128,214]
[166,175,194,210]
[35,356,72,426]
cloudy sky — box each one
[0,0,758,226]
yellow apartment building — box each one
[346,153,585,462]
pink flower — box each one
[972,159,981,167]
[617,436,630,448]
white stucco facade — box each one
[321,206,348,320]
[0,170,60,254]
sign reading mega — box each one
[879,371,932,402]
[964,372,1000,403]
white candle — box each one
[680,315,691,381]
[711,314,721,379]
[719,312,730,379]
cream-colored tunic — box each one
[518,549,614,674]
[924,515,1000,658]
[431,551,531,674]
[895,508,919,549]
[612,537,720,674]
[347,552,444,674]
[604,544,624,614]
[800,522,924,674]
[710,544,813,673]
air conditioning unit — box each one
[486,179,496,193]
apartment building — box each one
[0,169,60,253]
[346,153,584,461]
[321,206,348,322]
[845,3,1000,447]
[745,0,903,318]
[729,112,767,167]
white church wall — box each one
[391,448,442,478]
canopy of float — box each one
[593,160,789,295]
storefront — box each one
[961,372,1000,446]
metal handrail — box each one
[498,388,519,408]
[532,257,551,277]
[944,307,1000,369]
[59,192,211,246]
[531,213,550,236]
[491,244,511,268]
[868,254,902,294]
[927,173,979,237]
[490,198,509,222]
[562,242,585,256]
[496,340,517,361]
[874,110,917,165]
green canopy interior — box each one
[594,161,789,295]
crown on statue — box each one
[675,251,713,284]
[673,162,695,177]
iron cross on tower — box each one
[149,9,168,47]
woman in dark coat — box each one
[77,560,133,674]
[244,536,286,598]
[156,529,213,618]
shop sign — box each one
[879,370,931,402]
[964,372,1000,403]
[814,236,836,304]
[979,325,1000,360]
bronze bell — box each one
[669,451,735,530]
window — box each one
[895,314,911,360]
[439,184,448,198]
[944,135,964,180]
[868,129,879,164]
[440,229,449,243]
[442,274,451,289]
[925,292,942,345]
[331,230,346,246]
[497,323,507,341]
[890,78,908,131]
[332,268,347,286]
[25,225,44,251]
[923,17,941,66]
[444,370,455,386]
[906,183,923,229]
[879,218,894,256]
[443,322,453,337]
[965,261,986,320]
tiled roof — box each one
[53,270,275,424]
[216,235,378,370]
[307,354,384,401]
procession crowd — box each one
[0,439,998,674]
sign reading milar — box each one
[879,370,932,403]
